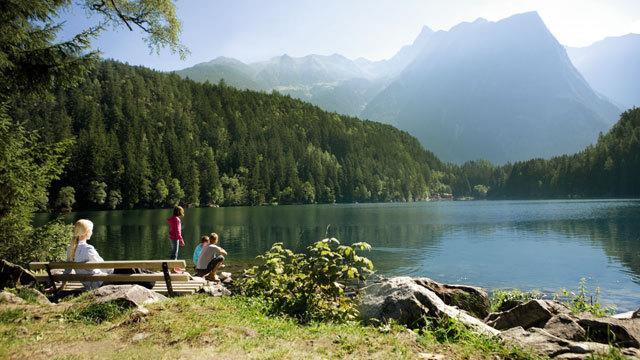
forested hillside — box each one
[11,61,448,210]
[492,108,640,198]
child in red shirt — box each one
[167,206,185,260]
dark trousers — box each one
[195,255,225,277]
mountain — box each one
[362,12,621,164]
[253,53,370,86]
[567,34,640,109]
[354,25,435,78]
[175,56,263,90]
[175,53,385,116]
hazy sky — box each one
[58,0,640,71]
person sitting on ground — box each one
[63,219,113,290]
[192,235,209,268]
[196,232,227,281]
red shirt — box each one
[167,216,183,241]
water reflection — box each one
[34,200,640,310]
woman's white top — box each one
[65,241,113,289]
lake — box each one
[36,199,640,311]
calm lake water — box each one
[36,199,640,310]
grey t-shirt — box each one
[196,244,223,269]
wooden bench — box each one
[29,260,206,297]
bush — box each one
[554,278,616,317]
[237,238,373,323]
[490,289,544,312]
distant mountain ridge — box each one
[173,27,433,116]
[175,11,623,164]
[567,34,640,109]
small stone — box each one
[84,285,167,308]
[418,353,446,360]
[612,311,635,320]
[200,283,231,297]
[132,332,150,342]
[0,291,25,304]
[220,272,232,279]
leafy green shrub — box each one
[490,288,544,312]
[66,300,131,324]
[237,238,373,323]
[554,278,615,317]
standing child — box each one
[167,206,185,260]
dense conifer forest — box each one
[11,61,452,210]
[492,108,640,199]
[10,60,640,211]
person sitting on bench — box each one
[63,219,113,290]
[195,232,227,281]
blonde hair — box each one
[209,232,219,244]
[68,219,94,261]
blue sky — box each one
[58,0,640,71]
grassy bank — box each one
[0,294,547,360]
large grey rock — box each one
[83,285,167,308]
[485,299,570,330]
[500,326,612,358]
[0,291,25,304]
[413,277,491,319]
[576,315,640,348]
[358,277,498,336]
[0,259,36,290]
[544,314,586,341]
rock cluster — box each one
[358,276,640,359]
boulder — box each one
[485,299,570,330]
[83,285,167,308]
[0,259,36,290]
[413,277,491,318]
[543,314,586,341]
[576,315,640,348]
[358,277,499,336]
[0,291,26,304]
[500,326,612,358]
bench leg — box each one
[44,264,58,293]
[161,262,174,297]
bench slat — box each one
[30,260,186,271]
[34,273,190,282]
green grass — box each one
[65,300,132,324]
[0,308,25,324]
[6,287,46,304]
[0,294,629,359]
